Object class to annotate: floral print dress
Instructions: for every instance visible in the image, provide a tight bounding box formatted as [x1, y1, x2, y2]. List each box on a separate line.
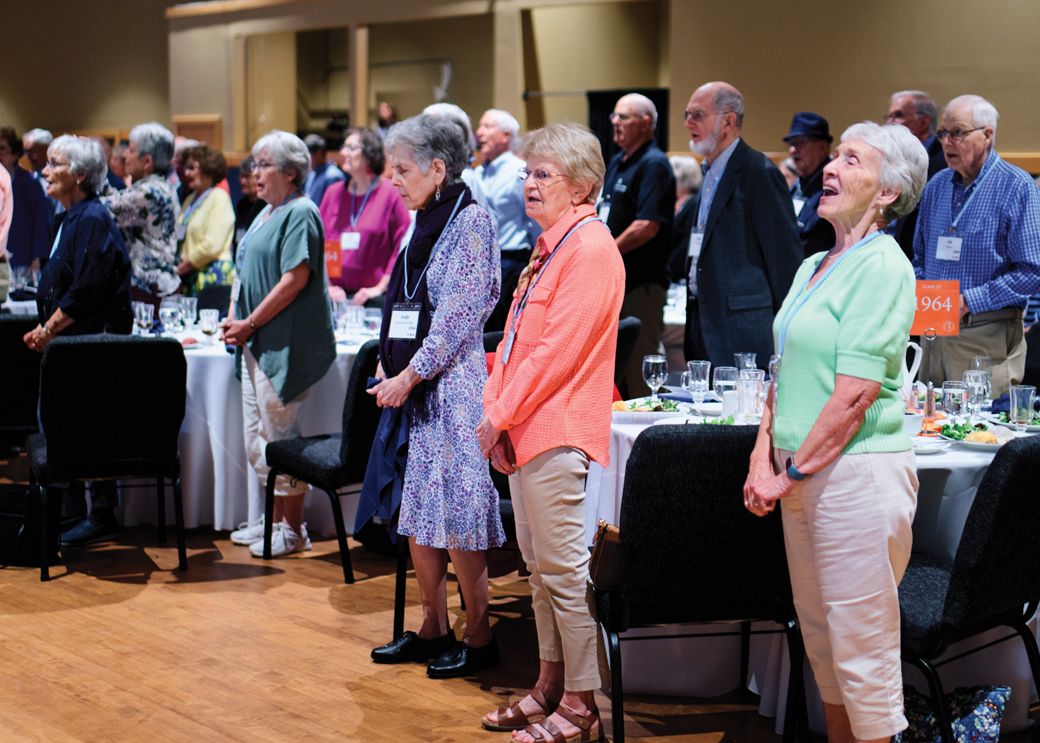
[396, 204, 505, 551]
[101, 174, 180, 297]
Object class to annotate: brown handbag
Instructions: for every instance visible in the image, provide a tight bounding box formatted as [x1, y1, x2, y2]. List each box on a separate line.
[589, 519, 621, 590]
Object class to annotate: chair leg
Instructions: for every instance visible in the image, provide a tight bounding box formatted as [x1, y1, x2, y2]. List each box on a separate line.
[606, 626, 625, 743]
[172, 477, 187, 571]
[156, 476, 167, 545]
[393, 539, 408, 640]
[1010, 619, 1040, 699]
[262, 468, 277, 560]
[326, 489, 355, 584]
[37, 481, 50, 582]
[906, 655, 954, 743]
[739, 620, 752, 701]
[782, 621, 809, 743]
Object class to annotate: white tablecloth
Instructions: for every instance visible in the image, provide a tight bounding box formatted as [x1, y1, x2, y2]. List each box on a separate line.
[1, 297, 38, 316]
[586, 417, 1037, 733]
[119, 335, 367, 536]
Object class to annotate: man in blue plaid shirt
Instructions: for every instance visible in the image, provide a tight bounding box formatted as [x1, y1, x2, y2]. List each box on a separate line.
[913, 94, 1040, 396]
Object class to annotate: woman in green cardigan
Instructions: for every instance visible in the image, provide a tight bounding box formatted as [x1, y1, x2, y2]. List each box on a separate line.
[744, 121, 927, 743]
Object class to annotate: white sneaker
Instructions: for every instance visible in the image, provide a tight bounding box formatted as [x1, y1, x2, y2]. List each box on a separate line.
[230, 516, 265, 546]
[250, 521, 312, 558]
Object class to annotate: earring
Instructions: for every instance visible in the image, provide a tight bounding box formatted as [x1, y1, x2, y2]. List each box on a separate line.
[435, 185, 441, 201]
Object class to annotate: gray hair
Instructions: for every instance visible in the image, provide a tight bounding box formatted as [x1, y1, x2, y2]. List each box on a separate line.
[24, 128, 53, 147]
[891, 90, 938, 132]
[303, 133, 327, 152]
[714, 87, 745, 128]
[49, 134, 108, 195]
[619, 93, 658, 129]
[946, 94, 1000, 131]
[386, 115, 469, 185]
[129, 122, 175, 172]
[841, 121, 927, 222]
[669, 155, 703, 195]
[483, 108, 521, 151]
[520, 123, 605, 205]
[251, 129, 311, 188]
[422, 102, 476, 152]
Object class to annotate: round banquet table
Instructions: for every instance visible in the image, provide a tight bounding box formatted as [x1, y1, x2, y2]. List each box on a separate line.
[585, 415, 1038, 734]
[118, 331, 369, 537]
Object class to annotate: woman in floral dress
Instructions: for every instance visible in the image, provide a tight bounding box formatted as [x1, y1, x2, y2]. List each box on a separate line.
[362, 113, 504, 678]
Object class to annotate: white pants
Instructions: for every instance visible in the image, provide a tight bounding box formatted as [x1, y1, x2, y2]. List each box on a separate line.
[242, 347, 309, 498]
[776, 448, 918, 740]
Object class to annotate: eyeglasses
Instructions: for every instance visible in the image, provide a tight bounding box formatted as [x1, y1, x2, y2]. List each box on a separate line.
[683, 109, 716, 124]
[45, 159, 70, 170]
[517, 167, 566, 184]
[608, 112, 634, 122]
[936, 127, 984, 142]
[253, 160, 276, 170]
[341, 143, 362, 152]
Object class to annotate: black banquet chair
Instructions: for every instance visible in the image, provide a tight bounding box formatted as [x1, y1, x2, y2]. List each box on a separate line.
[261, 338, 381, 584]
[594, 424, 807, 743]
[899, 435, 1040, 743]
[196, 283, 233, 319]
[27, 334, 188, 581]
[613, 315, 641, 395]
[0, 315, 42, 450]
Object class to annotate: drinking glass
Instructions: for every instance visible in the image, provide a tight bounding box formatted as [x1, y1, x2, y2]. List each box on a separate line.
[739, 368, 766, 382]
[738, 378, 765, 424]
[962, 370, 988, 420]
[941, 380, 968, 418]
[713, 366, 739, 400]
[734, 352, 757, 370]
[1009, 385, 1037, 433]
[198, 309, 220, 344]
[331, 298, 347, 332]
[641, 354, 667, 404]
[970, 356, 993, 410]
[159, 296, 185, 334]
[181, 296, 198, 328]
[11, 265, 29, 292]
[681, 360, 711, 407]
[133, 302, 154, 335]
[344, 305, 365, 336]
[363, 308, 382, 335]
[767, 354, 781, 382]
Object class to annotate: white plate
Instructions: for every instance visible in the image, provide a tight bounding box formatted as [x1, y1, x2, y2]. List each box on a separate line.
[911, 437, 948, 455]
[612, 409, 684, 424]
[986, 415, 1040, 433]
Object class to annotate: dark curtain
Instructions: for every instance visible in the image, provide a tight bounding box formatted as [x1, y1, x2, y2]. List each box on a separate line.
[587, 88, 670, 163]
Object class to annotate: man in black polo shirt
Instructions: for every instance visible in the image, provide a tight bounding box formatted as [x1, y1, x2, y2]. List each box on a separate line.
[599, 93, 675, 397]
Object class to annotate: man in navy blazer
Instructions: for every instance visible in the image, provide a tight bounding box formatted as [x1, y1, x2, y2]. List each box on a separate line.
[681, 82, 802, 369]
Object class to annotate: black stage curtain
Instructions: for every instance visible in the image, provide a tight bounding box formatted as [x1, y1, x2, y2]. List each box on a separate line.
[587, 88, 670, 163]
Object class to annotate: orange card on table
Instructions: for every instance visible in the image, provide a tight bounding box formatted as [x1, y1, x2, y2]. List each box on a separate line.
[911, 280, 959, 336]
[324, 240, 342, 279]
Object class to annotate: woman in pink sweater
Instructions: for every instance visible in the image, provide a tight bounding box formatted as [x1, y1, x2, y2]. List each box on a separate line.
[478, 123, 625, 743]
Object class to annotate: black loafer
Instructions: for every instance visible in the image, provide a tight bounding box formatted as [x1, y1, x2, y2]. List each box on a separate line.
[426, 636, 500, 678]
[60, 513, 120, 546]
[371, 630, 456, 664]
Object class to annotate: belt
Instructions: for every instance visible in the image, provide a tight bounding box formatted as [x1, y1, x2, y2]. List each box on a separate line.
[962, 307, 1023, 327]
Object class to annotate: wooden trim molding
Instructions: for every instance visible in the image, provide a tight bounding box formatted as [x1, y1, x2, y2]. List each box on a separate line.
[667, 151, 1040, 176]
[173, 115, 224, 150]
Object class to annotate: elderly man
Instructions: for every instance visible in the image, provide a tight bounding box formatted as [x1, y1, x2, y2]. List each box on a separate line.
[914, 94, 1040, 396]
[475, 108, 540, 331]
[681, 82, 801, 369]
[23, 128, 60, 215]
[599, 93, 675, 397]
[886, 90, 945, 258]
[783, 112, 834, 257]
[303, 134, 345, 205]
[0, 127, 50, 271]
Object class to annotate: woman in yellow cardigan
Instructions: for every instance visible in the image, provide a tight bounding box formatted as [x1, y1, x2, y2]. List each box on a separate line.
[176, 144, 235, 294]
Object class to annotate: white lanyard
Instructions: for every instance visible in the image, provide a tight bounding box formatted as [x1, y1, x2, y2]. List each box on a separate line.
[402, 193, 465, 302]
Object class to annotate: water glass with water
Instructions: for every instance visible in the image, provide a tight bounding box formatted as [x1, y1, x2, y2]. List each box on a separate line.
[941, 380, 968, 418]
[158, 296, 183, 334]
[363, 308, 382, 335]
[641, 354, 667, 404]
[132, 302, 154, 335]
[181, 296, 198, 328]
[344, 305, 365, 335]
[681, 360, 711, 407]
[1009, 385, 1036, 432]
[970, 356, 993, 410]
[713, 366, 738, 400]
[962, 370, 988, 420]
[199, 308, 220, 343]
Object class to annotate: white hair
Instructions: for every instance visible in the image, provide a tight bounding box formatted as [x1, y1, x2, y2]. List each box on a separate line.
[49, 135, 108, 195]
[891, 90, 938, 132]
[669, 155, 702, 194]
[129, 122, 175, 172]
[841, 121, 927, 222]
[619, 93, 658, 129]
[482, 108, 521, 151]
[252, 130, 311, 188]
[385, 115, 469, 185]
[945, 94, 999, 131]
[713, 87, 745, 128]
[24, 128, 53, 147]
[422, 102, 476, 151]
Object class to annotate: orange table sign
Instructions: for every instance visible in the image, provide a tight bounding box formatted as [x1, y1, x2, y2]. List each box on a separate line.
[911, 280, 959, 336]
[324, 240, 342, 279]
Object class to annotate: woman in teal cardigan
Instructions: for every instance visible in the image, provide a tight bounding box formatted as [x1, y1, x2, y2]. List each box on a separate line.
[744, 121, 927, 743]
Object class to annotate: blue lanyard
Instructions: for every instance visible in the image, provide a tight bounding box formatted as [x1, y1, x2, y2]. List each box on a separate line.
[402, 193, 465, 302]
[502, 216, 601, 365]
[775, 231, 884, 357]
[49, 222, 64, 259]
[236, 191, 302, 270]
[180, 188, 212, 226]
[349, 180, 376, 228]
[949, 160, 994, 233]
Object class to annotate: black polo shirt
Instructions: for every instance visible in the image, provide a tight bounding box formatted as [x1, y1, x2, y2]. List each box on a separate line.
[601, 141, 675, 292]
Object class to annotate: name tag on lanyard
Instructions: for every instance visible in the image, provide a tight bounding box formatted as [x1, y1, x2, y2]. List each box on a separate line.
[936, 235, 962, 261]
[341, 231, 361, 251]
[388, 302, 421, 339]
[175, 223, 186, 242]
[791, 197, 805, 217]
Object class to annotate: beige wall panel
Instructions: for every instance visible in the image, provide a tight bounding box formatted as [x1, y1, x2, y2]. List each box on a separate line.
[246, 32, 297, 144]
[169, 25, 234, 147]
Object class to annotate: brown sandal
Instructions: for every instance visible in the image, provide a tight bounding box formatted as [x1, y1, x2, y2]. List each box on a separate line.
[481, 688, 558, 732]
[519, 703, 603, 743]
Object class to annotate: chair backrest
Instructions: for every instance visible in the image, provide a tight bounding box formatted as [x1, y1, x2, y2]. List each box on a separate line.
[0, 315, 42, 447]
[614, 315, 642, 389]
[1023, 323, 1040, 387]
[340, 339, 382, 480]
[197, 284, 233, 318]
[943, 435, 1040, 631]
[619, 424, 794, 626]
[483, 330, 504, 354]
[38, 334, 186, 480]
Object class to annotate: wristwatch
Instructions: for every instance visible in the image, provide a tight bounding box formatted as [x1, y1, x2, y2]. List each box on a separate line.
[785, 457, 808, 481]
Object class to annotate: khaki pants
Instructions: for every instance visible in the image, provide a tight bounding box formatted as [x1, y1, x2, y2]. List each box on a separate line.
[920, 308, 1026, 397]
[620, 283, 666, 398]
[509, 447, 604, 691]
[242, 347, 309, 497]
[776, 448, 918, 740]
[0, 260, 8, 303]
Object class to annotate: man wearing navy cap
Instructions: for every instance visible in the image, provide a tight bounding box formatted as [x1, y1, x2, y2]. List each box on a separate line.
[783, 112, 834, 257]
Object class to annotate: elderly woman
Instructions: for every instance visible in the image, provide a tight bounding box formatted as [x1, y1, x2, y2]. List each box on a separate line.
[223, 130, 336, 557]
[234, 156, 265, 263]
[362, 114, 503, 678]
[744, 122, 928, 743]
[101, 122, 181, 311]
[176, 144, 235, 294]
[25, 135, 132, 545]
[319, 127, 409, 306]
[477, 123, 625, 742]
[669, 154, 702, 215]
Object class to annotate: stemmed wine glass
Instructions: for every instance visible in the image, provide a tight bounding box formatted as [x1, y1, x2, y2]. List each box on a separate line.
[641, 355, 667, 405]
[962, 370, 988, 421]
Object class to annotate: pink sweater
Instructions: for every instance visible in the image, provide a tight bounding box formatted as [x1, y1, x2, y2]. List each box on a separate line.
[483, 204, 626, 467]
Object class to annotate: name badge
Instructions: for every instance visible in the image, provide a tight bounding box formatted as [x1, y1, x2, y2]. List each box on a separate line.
[597, 203, 611, 224]
[230, 277, 241, 303]
[235, 227, 246, 243]
[175, 223, 186, 242]
[936, 235, 963, 261]
[341, 231, 361, 251]
[687, 229, 704, 259]
[791, 197, 805, 217]
[388, 302, 421, 339]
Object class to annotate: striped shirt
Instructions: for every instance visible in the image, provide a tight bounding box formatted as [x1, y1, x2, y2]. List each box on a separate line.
[912, 149, 1040, 313]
